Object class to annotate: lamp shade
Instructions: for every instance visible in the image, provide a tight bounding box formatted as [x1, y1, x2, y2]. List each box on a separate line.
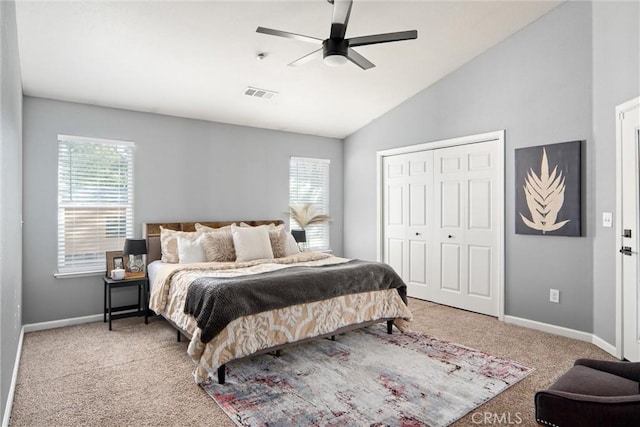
[291, 230, 306, 243]
[123, 239, 147, 256]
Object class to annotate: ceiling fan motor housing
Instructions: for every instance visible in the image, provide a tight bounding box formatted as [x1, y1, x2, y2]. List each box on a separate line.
[323, 38, 349, 58]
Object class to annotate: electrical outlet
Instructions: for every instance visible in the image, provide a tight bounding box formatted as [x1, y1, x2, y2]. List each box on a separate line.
[550, 289, 560, 304]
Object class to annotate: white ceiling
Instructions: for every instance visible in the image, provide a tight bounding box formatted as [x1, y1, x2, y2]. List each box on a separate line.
[15, 0, 562, 139]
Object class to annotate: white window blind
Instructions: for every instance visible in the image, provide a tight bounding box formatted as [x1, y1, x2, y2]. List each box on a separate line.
[57, 135, 134, 274]
[289, 157, 330, 250]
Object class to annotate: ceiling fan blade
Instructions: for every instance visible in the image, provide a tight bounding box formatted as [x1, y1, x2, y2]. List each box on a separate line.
[348, 30, 418, 47]
[346, 48, 375, 70]
[330, 0, 353, 39]
[256, 27, 323, 45]
[288, 48, 323, 67]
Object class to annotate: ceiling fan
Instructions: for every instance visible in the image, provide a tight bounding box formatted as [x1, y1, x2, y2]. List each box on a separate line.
[256, 0, 418, 70]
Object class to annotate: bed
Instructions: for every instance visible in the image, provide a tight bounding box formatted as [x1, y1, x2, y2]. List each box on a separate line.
[144, 220, 413, 385]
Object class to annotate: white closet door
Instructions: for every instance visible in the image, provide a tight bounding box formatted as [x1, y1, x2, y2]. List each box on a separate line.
[433, 141, 500, 316]
[382, 151, 433, 300]
[383, 154, 407, 279]
[381, 136, 502, 317]
[619, 97, 640, 361]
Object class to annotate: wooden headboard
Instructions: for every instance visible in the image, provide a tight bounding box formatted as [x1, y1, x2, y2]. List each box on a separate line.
[143, 220, 285, 263]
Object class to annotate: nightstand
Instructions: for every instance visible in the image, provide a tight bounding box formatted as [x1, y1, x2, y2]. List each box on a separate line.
[103, 276, 149, 330]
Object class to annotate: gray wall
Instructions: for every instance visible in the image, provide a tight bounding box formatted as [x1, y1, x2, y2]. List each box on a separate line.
[591, 1, 640, 344]
[344, 2, 596, 333]
[0, 0, 23, 421]
[22, 97, 343, 324]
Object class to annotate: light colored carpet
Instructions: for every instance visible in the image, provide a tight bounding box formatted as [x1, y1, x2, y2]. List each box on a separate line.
[9, 298, 615, 426]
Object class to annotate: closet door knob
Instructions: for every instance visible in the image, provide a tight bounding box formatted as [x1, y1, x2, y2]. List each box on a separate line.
[448, 235, 453, 238]
[415, 232, 420, 236]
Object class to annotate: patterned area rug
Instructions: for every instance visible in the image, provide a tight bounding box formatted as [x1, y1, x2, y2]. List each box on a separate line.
[203, 325, 533, 426]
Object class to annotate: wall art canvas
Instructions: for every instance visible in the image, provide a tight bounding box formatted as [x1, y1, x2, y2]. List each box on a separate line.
[515, 141, 582, 236]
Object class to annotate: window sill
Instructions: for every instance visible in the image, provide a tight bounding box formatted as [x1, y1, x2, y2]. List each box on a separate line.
[54, 270, 105, 279]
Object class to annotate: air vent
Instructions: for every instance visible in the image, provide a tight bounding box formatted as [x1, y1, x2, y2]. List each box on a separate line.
[243, 86, 277, 100]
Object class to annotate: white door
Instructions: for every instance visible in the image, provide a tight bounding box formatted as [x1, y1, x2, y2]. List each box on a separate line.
[433, 142, 502, 316]
[381, 135, 503, 317]
[382, 151, 433, 300]
[619, 97, 640, 361]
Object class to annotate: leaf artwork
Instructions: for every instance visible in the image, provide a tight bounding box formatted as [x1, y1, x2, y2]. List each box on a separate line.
[520, 148, 570, 234]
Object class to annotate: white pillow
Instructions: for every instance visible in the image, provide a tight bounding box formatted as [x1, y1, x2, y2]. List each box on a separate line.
[285, 232, 300, 256]
[240, 222, 276, 229]
[231, 224, 274, 262]
[177, 235, 207, 263]
[160, 227, 199, 263]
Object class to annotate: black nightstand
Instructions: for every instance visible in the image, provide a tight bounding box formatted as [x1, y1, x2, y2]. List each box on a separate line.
[103, 276, 149, 330]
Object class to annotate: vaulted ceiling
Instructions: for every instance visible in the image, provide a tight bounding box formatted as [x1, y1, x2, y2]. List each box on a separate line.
[15, 1, 562, 138]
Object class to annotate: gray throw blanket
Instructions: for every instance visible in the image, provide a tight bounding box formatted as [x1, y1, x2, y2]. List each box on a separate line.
[184, 260, 407, 343]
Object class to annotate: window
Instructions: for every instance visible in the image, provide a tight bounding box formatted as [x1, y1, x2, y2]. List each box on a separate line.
[105, 215, 127, 238]
[57, 135, 134, 275]
[289, 157, 330, 250]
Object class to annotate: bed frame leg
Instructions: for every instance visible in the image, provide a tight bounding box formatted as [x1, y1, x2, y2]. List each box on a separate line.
[331, 335, 336, 341]
[218, 365, 226, 384]
[177, 330, 181, 342]
[387, 320, 393, 334]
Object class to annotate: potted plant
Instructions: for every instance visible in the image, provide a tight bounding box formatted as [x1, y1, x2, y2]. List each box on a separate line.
[289, 203, 331, 250]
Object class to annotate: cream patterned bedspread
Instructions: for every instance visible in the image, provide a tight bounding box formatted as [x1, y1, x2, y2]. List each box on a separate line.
[149, 252, 413, 383]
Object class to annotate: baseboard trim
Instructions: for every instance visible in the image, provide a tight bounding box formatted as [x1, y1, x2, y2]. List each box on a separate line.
[591, 334, 618, 357]
[23, 313, 103, 333]
[504, 315, 618, 358]
[504, 315, 593, 342]
[2, 327, 24, 427]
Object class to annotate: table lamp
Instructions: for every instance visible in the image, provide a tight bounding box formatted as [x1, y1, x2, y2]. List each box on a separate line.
[123, 238, 147, 278]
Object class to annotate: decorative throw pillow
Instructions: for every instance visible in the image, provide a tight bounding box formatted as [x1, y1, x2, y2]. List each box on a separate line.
[200, 229, 236, 262]
[195, 223, 234, 233]
[231, 224, 274, 262]
[239, 222, 276, 229]
[285, 231, 300, 256]
[160, 227, 199, 263]
[177, 235, 207, 264]
[269, 225, 289, 258]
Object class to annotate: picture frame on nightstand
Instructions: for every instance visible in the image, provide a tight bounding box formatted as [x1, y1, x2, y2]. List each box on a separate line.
[105, 250, 127, 278]
[113, 257, 124, 270]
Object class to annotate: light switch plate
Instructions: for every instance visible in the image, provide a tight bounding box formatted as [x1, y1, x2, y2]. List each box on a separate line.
[603, 212, 613, 228]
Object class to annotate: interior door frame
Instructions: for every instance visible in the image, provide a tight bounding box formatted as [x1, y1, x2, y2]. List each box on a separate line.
[376, 130, 505, 320]
[615, 96, 640, 360]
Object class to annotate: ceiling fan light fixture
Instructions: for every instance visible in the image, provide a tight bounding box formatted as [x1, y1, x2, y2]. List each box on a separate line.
[256, 0, 417, 71]
[322, 38, 348, 66]
[324, 54, 348, 66]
